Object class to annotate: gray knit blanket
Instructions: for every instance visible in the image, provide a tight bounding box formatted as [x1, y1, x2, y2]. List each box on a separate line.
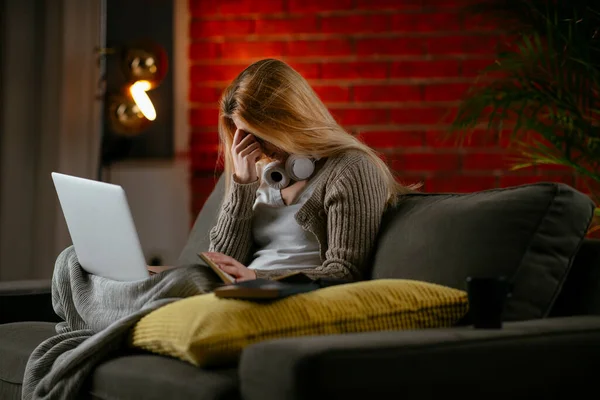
[22, 246, 220, 400]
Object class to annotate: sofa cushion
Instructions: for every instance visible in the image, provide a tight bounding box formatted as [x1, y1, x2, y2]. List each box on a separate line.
[130, 279, 468, 368]
[90, 355, 240, 400]
[372, 183, 595, 321]
[0, 322, 57, 399]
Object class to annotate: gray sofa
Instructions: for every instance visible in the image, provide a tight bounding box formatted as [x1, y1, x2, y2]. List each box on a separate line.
[2, 178, 600, 400]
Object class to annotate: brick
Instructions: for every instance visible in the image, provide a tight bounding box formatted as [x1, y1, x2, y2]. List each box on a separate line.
[391, 152, 461, 172]
[220, 41, 285, 59]
[422, 0, 464, 11]
[191, 174, 220, 194]
[463, 13, 499, 32]
[288, 40, 352, 57]
[390, 60, 460, 78]
[354, 85, 422, 102]
[313, 85, 350, 102]
[254, 16, 318, 35]
[189, 86, 223, 103]
[427, 35, 498, 55]
[190, 20, 254, 39]
[190, 153, 218, 171]
[575, 176, 600, 197]
[391, 12, 461, 32]
[190, 131, 220, 146]
[498, 130, 551, 148]
[535, 163, 574, 173]
[390, 107, 454, 125]
[287, 62, 320, 79]
[190, 143, 220, 154]
[321, 62, 387, 79]
[288, 0, 352, 12]
[189, 108, 220, 127]
[357, 38, 425, 56]
[320, 15, 390, 34]
[461, 58, 494, 76]
[220, 0, 285, 14]
[462, 35, 500, 54]
[355, 0, 421, 10]
[426, 175, 497, 192]
[331, 108, 388, 126]
[358, 130, 424, 148]
[426, 129, 498, 148]
[462, 152, 512, 171]
[189, 0, 219, 16]
[189, 42, 221, 60]
[423, 83, 470, 101]
[190, 64, 245, 82]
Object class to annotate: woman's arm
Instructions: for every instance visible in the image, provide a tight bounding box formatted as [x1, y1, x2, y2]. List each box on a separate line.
[208, 177, 259, 265]
[254, 158, 387, 281]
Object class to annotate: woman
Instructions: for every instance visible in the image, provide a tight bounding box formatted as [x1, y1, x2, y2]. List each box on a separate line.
[203, 58, 413, 283]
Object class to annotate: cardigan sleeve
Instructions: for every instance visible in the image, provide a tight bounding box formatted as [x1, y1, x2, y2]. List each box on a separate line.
[254, 158, 387, 281]
[208, 176, 259, 265]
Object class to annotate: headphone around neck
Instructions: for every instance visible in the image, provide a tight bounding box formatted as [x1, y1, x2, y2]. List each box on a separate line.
[262, 155, 316, 189]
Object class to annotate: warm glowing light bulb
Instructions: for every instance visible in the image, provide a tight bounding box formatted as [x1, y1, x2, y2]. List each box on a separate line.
[129, 80, 156, 121]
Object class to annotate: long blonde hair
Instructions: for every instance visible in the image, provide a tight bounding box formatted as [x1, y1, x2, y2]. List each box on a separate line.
[217, 58, 414, 205]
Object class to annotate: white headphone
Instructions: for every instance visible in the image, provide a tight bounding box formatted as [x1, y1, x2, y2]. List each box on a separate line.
[262, 155, 316, 189]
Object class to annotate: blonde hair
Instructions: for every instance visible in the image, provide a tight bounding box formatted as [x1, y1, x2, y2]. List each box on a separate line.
[217, 58, 415, 205]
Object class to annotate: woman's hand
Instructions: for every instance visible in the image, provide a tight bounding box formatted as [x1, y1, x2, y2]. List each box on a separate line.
[232, 128, 262, 184]
[203, 252, 257, 282]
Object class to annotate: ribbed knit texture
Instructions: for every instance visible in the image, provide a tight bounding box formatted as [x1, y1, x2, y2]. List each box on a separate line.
[130, 280, 469, 368]
[22, 246, 220, 400]
[209, 150, 388, 281]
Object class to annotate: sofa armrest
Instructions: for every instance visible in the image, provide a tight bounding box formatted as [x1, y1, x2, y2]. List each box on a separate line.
[0, 280, 60, 324]
[239, 316, 600, 400]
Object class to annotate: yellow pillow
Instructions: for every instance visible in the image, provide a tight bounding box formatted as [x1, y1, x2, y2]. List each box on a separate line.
[130, 279, 468, 367]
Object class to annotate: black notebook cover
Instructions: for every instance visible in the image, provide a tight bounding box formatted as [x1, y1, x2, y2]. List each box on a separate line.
[213, 279, 320, 301]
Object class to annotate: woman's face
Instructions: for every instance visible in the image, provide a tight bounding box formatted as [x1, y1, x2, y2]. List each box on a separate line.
[232, 116, 287, 161]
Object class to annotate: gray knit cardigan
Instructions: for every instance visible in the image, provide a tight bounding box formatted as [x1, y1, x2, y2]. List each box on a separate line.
[208, 150, 388, 281]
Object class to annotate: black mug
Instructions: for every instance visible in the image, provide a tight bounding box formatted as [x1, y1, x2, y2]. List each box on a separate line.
[466, 276, 511, 329]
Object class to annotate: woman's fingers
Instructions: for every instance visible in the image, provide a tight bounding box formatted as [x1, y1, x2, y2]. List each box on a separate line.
[239, 142, 261, 157]
[249, 146, 262, 159]
[232, 129, 243, 146]
[218, 264, 241, 277]
[204, 252, 228, 261]
[205, 252, 238, 266]
[234, 133, 255, 154]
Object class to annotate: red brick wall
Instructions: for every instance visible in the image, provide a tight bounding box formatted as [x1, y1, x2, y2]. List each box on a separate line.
[187, 0, 576, 216]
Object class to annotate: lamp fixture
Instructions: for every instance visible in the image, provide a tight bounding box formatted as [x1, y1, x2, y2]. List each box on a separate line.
[100, 40, 168, 136]
[129, 80, 156, 121]
[107, 93, 152, 136]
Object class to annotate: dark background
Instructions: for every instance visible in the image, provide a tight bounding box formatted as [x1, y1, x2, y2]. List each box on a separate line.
[102, 0, 174, 166]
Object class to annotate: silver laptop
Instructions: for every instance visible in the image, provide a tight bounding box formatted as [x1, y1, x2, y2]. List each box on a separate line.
[51, 172, 150, 281]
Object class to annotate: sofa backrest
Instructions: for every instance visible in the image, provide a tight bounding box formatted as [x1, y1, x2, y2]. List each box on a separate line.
[371, 183, 594, 322]
[177, 175, 225, 266]
[179, 177, 596, 321]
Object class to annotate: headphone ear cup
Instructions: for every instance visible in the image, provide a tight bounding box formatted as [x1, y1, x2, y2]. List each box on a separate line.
[285, 155, 315, 181]
[262, 161, 290, 189]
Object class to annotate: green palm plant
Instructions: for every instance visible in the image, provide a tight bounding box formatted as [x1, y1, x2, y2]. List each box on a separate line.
[450, 0, 600, 233]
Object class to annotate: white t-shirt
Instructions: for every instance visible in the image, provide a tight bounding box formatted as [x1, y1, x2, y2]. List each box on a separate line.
[247, 168, 324, 271]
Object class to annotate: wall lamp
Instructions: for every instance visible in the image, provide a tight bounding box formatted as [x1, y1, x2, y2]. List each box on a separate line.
[99, 41, 168, 136]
